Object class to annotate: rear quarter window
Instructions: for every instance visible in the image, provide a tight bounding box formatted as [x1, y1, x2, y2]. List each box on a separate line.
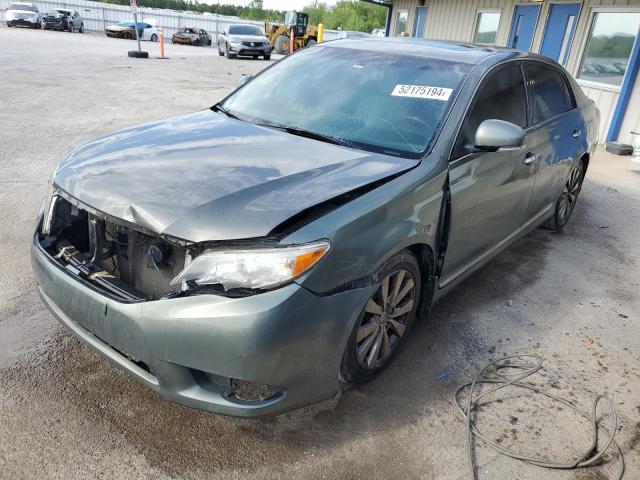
[524, 64, 575, 125]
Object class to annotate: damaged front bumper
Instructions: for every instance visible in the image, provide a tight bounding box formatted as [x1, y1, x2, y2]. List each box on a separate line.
[31, 219, 374, 416]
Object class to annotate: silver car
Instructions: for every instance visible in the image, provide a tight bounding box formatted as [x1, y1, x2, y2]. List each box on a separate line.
[218, 24, 272, 60]
[32, 39, 598, 417]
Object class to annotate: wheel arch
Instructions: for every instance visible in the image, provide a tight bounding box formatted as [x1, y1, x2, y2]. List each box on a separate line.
[404, 243, 437, 319]
[579, 151, 590, 173]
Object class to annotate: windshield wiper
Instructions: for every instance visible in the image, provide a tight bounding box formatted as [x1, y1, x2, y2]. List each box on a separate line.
[263, 124, 348, 147]
[212, 103, 238, 119]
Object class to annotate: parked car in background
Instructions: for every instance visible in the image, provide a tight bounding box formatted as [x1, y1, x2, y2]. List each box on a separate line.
[5, 2, 41, 28]
[32, 39, 598, 417]
[105, 21, 158, 41]
[172, 27, 211, 46]
[217, 24, 271, 60]
[42, 9, 83, 33]
[337, 31, 372, 39]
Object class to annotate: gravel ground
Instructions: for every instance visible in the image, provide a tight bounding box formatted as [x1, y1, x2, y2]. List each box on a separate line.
[1, 27, 639, 480]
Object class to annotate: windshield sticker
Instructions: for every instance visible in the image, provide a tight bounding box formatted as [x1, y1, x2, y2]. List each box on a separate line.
[391, 85, 453, 101]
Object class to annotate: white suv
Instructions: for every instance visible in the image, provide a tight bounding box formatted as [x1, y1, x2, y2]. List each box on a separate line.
[6, 2, 42, 29]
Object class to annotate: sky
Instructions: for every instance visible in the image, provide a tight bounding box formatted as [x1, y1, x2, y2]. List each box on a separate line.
[216, 0, 337, 9]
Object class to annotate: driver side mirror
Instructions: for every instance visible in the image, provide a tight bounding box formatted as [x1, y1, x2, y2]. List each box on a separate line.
[237, 74, 252, 88]
[474, 119, 525, 152]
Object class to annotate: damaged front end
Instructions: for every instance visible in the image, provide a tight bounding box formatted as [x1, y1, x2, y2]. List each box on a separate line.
[38, 192, 190, 302]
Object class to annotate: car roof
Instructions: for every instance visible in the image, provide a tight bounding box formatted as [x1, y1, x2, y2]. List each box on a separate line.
[322, 38, 546, 66]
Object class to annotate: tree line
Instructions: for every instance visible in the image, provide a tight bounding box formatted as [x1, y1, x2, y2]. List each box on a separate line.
[96, 0, 387, 32]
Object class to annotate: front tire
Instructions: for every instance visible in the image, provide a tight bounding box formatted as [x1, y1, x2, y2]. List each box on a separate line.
[543, 159, 585, 232]
[225, 44, 236, 59]
[79, 23, 84, 33]
[263, 54, 271, 60]
[340, 251, 422, 384]
[68, 23, 74, 33]
[274, 34, 289, 55]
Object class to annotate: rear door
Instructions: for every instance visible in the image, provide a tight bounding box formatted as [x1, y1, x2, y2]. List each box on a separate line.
[522, 62, 585, 217]
[440, 63, 537, 286]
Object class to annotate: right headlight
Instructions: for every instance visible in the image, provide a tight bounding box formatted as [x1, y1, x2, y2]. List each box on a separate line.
[171, 240, 330, 291]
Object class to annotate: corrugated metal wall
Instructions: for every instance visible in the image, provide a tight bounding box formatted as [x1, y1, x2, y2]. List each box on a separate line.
[390, 0, 640, 144]
[0, 0, 342, 43]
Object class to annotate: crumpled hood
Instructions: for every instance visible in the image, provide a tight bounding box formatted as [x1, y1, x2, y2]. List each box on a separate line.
[106, 25, 133, 32]
[54, 110, 417, 243]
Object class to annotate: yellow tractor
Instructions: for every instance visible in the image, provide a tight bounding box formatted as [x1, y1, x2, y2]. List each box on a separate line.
[265, 11, 318, 55]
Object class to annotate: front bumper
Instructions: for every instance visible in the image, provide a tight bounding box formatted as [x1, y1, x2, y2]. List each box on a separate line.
[31, 231, 373, 417]
[7, 18, 39, 27]
[229, 44, 272, 56]
[43, 20, 67, 30]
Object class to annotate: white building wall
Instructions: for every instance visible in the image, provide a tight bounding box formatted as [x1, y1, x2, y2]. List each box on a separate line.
[390, 0, 640, 144]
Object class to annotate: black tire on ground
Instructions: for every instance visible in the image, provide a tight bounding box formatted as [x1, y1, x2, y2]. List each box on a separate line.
[68, 23, 74, 33]
[151, 33, 158, 42]
[123, 32, 132, 40]
[79, 23, 84, 33]
[274, 34, 289, 55]
[305, 38, 317, 47]
[207, 39, 212, 46]
[263, 54, 271, 60]
[543, 159, 585, 232]
[340, 250, 422, 384]
[218, 47, 224, 56]
[252, 55, 259, 59]
[7, 24, 12, 27]
[127, 50, 149, 58]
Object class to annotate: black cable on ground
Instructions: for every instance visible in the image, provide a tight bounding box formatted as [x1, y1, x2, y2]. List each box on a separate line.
[454, 355, 624, 479]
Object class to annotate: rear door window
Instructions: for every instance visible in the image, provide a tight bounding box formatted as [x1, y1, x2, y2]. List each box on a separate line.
[524, 63, 575, 125]
[452, 63, 527, 159]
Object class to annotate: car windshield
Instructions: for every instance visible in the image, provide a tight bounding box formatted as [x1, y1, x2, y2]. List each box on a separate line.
[9, 3, 35, 11]
[220, 46, 470, 158]
[229, 25, 263, 36]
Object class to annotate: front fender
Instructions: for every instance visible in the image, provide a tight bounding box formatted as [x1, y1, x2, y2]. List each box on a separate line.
[285, 164, 447, 295]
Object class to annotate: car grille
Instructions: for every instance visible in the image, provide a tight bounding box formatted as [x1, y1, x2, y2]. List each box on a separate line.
[100, 220, 187, 299]
[241, 41, 265, 47]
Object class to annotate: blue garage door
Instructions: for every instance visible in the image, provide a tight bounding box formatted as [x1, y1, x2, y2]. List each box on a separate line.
[508, 4, 541, 51]
[540, 3, 581, 65]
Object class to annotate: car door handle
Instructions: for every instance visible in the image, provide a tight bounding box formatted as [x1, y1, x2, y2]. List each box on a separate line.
[572, 129, 582, 139]
[523, 154, 537, 165]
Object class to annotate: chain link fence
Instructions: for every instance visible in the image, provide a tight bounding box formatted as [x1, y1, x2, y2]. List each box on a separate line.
[0, 0, 341, 43]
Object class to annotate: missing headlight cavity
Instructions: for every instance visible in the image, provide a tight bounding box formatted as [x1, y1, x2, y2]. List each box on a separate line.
[39, 196, 188, 301]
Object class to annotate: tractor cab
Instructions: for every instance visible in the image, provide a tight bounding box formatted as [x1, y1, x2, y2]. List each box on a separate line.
[284, 11, 309, 38]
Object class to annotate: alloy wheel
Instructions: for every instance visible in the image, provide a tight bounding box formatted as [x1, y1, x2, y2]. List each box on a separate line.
[356, 269, 416, 370]
[558, 161, 584, 226]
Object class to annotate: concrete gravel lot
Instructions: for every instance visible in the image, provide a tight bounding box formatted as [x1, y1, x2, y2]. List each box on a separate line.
[1, 27, 639, 480]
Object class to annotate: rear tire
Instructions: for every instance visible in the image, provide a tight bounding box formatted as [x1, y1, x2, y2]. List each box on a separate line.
[305, 38, 317, 48]
[543, 159, 585, 232]
[340, 250, 422, 384]
[123, 32, 132, 40]
[79, 23, 84, 33]
[263, 54, 271, 60]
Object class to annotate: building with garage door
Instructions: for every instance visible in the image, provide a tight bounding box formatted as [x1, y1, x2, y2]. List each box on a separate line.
[377, 0, 640, 146]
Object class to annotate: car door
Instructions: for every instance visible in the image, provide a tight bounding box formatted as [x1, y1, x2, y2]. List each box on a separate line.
[439, 63, 537, 286]
[522, 62, 586, 217]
